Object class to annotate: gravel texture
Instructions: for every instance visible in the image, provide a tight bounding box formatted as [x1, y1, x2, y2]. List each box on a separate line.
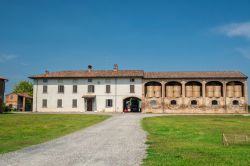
[0, 113, 150, 166]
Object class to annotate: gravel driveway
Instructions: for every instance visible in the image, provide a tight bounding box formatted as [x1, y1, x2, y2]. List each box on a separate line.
[0, 113, 151, 166]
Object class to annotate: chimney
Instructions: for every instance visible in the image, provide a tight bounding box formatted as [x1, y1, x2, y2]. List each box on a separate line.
[88, 65, 93, 72]
[113, 64, 118, 71]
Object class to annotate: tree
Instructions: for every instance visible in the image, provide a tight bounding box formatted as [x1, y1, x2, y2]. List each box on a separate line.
[13, 80, 33, 96]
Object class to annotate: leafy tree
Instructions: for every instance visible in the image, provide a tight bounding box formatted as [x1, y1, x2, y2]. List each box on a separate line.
[13, 80, 33, 96]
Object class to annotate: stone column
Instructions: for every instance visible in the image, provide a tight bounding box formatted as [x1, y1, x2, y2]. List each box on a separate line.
[244, 80, 248, 112]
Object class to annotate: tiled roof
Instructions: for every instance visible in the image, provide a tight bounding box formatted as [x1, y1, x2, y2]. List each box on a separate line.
[0, 76, 7, 80]
[6, 92, 32, 98]
[144, 71, 247, 79]
[30, 70, 247, 79]
[30, 70, 145, 78]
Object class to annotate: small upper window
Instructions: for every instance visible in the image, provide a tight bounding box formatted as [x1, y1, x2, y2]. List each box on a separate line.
[212, 100, 218, 106]
[170, 100, 177, 105]
[130, 78, 135, 82]
[43, 79, 48, 83]
[88, 78, 92, 82]
[191, 100, 197, 106]
[232, 100, 239, 106]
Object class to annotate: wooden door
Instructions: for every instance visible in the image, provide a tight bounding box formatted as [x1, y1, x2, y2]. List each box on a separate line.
[87, 99, 93, 111]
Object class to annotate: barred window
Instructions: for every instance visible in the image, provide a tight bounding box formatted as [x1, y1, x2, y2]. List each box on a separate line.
[212, 100, 218, 106]
[106, 99, 113, 107]
[57, 99, 62, 108]
[72, 99, 77, 108]
[42, 99, 47, 108]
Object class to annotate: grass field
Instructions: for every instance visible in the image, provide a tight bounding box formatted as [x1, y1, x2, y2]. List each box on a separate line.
[142, 116, 250, 166]
[0, 114, 110, 154]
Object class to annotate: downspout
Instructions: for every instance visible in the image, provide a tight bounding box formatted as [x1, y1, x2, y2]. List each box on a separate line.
[115, 77, 117, 112]
[35, 79, 38, 112]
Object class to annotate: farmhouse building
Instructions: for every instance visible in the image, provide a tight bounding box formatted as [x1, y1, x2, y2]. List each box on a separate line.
[5, 93, 33, 111]
[30, 65, 248, 114]
[0, 76, 7, 113]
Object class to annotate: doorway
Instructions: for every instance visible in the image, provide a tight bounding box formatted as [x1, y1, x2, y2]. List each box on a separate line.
[86, 98, 93, 111]
[123, 97, 141, 113]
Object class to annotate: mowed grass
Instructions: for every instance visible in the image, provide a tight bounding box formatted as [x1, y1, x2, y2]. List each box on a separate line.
[142, 116, 250, 166]
[0, 114, 110, 154]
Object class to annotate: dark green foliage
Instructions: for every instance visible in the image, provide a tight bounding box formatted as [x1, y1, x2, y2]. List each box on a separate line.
[13, 80, 33, 96]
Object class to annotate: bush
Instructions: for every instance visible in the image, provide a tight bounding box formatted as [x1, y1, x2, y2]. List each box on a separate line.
[2, 104, 12, 112]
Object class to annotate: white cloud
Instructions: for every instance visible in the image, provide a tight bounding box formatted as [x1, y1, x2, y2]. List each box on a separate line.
[235, 47, 250, 59]
[216, 22, 250, 39]
[0, 54, 17, 63]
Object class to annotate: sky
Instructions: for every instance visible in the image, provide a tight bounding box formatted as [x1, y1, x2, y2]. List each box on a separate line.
[0, 0, 250, 100]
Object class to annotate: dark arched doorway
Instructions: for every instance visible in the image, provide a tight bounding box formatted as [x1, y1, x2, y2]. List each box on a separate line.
[123, 97, 141, 113]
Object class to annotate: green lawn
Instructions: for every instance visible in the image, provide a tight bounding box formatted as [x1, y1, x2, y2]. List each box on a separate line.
[142, 116, 250, 166]
[0, 114, 110, 154]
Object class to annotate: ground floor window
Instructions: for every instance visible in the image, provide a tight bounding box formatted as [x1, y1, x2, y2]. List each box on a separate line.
[57, 99, 62, 108]
[42, 99, 47, 108]
[72, 99, 77, 108]
[170, 100, 177, 105]
[106, 99, 113, 107]
[232, 100, 239, 106]
[212, 100, 218, 106]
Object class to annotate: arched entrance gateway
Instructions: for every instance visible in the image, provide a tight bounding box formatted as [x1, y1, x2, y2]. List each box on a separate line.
[123, 97, 141, 113]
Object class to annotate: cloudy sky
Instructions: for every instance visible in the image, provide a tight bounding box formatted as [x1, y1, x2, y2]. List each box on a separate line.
[0, 0, 250, 98]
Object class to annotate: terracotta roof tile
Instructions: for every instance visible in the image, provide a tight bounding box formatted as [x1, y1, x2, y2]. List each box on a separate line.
[144, 71, 247, 79]
[0, 76, 7, 80]
[30, 70, 145, 78]
[29, 70, 247, 79]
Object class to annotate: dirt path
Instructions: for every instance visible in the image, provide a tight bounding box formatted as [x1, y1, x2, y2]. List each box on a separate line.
[0, 114, 151, 166]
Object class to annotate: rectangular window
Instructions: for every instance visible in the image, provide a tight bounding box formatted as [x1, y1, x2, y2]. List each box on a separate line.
[106, 99, 113, 107]
[130, 78, 135, 82]
[73, 85, 77, 93]
[106, 85, 111, 93]
[58, 85, 64, 93]
[130, 85, 135, 93]
[57, 99, 62, 108]
[43, 79, 48, 83]
[88, 85, 95, 93]
[43, 85, 48, 93]
[72, 99, 77, 108]
[88, 78, 92, 82]
[42, 99, 47, 108]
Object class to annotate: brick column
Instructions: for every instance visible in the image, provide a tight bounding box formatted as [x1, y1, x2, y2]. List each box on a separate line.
[244, 80, 248, 112]
[161, 81, 165, 113]
[22, 97, 26, 112]
[202, 80, 206, 110]
[181, 81, 186, 107]
[223, 81, 227, 113]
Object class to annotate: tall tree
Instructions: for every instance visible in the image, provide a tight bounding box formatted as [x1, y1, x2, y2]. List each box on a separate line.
[13, 80, 33, 96]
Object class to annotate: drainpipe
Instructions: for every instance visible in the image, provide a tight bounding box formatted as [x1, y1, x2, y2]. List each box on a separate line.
[115, 77, 117, 112]
[35, 79, 38, 112]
